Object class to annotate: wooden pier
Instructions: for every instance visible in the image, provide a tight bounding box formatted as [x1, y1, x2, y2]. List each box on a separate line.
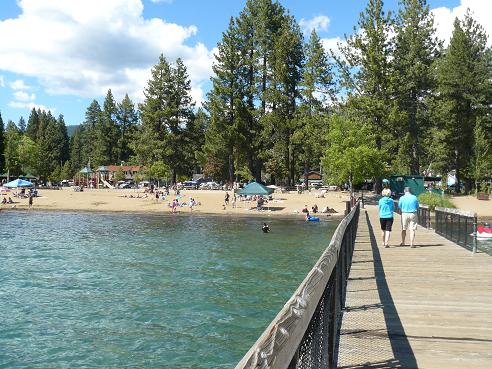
[337, 206, 492, 368]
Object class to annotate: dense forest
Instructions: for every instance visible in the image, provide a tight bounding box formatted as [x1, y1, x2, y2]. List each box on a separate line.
[0, 0, 491, 192]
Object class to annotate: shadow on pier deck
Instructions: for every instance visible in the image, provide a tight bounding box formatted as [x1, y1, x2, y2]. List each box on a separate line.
[337, 207, 492, 369]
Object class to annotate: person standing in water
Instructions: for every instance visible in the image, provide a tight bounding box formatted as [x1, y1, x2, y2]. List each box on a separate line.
[262, 223, 270, 233]
[378, 188, 394, 248]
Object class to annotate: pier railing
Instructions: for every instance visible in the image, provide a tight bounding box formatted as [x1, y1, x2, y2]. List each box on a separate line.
[235, 200, 360, 369]
[417, 205, 431, 229]
[435, 207, 477, 253]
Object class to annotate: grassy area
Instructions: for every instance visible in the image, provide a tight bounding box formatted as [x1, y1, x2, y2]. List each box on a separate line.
[418, 192, 456, 211]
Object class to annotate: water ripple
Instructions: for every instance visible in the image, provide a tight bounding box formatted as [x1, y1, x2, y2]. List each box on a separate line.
[0, 211, 335, 368]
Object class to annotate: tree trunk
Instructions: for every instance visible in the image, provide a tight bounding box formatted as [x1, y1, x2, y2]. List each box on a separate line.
[228, 152, 234, 185]
[172, 169, 177, 185]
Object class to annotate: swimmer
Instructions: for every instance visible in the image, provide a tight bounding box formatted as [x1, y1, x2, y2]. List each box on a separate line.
[262, 223, 270, 233]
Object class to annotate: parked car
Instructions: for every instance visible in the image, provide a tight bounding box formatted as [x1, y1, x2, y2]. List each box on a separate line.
[118, 182, 132, 189]
[199, 181, 221, 190]
[183, 180, 198, 189]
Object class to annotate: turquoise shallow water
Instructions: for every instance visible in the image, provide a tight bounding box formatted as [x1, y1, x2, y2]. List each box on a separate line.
[0, 211, 336, 368]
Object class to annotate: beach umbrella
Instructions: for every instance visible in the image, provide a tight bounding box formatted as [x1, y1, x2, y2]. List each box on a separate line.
[4, 178, 33, 188]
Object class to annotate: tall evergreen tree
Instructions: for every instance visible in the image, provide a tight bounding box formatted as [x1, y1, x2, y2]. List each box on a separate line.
[116, 94, 138, 163]
[337, 0, 393, 191]
[135, 55, 196, 182]
[4, 120, 21, 176]
[97, 89, 119, 164]
[134, 54, 173, 167]
[205, 18, 247, 183]
[429, 11, 492, 192]
[266, 15, 304, 185]
[25, 108, 40, 141]
[168, 58, 195, 182]
[18, 116, 26, 133]
[391, 0, 439, 174]
[294, 29, 335, 184]
[0, 112, 4, 173]
[82, 100, 102, 167]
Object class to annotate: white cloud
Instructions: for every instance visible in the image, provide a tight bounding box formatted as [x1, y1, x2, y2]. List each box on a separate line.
[431, 0, 492, 46]
[10, 79, 30, 90]
[0, 75, 4, 87]
[13, 90, 36, 101]
[300, 15, 330, 35]
[8, 101, 55, 113]
[0, 0, 214, 105]
[321, 37, 346, 58]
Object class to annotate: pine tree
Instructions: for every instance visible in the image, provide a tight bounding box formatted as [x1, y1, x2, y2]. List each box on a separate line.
[0, 111, 4, 172]
[25, 108, 40, 141]
[205, 18, 247, 184]
[267, 16, 304, 185]
[18, 116, 26, 133]
[70, 127, 85, 175]
[4, 121, 21, 176]
[337, 0, 393, 191]
[116, 94, 138, 163]
[430, 11, 492, 192]
[135, 54, 173, 167]
[294, 29, 335, 185]
[82, 100, 102, 167]
[135, 55, 196, 182]
[391, 0, 439, 174]
[168, 58, 195, 182]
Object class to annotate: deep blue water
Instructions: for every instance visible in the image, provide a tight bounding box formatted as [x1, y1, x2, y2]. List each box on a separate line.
[0, 211, 336, 368]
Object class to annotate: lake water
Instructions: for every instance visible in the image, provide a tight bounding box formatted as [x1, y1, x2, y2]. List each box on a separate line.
[0, 211, 337, 368]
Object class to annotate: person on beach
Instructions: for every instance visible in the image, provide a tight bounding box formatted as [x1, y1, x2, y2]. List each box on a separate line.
[378, 188, 394, 248]
[232, 194, 237, 208]
[224, 192, 230, 205]
[262, 223, 270, 233]
[28, 194, 33, 209]
[398, 187, 419, 248]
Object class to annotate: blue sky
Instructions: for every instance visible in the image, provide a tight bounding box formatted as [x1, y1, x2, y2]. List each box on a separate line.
[1, 0, 485, 127]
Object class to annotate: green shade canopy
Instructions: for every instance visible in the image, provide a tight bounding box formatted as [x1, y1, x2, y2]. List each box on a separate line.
[79, 167, 92, 174]
[238, 182, 274, 196]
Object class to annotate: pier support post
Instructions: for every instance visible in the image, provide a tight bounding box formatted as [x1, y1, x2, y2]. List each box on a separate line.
[472, 217, 477, 254]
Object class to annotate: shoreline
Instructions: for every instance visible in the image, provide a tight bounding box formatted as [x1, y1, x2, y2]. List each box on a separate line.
[0, 206, 344, 221]
[0, 188, 349, 220]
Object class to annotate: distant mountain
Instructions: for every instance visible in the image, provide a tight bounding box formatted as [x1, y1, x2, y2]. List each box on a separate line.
[66, 125, 80, 137]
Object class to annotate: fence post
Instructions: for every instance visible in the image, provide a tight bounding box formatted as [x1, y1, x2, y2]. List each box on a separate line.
[472, 217, 478, 254]
[345, 201, 351, 216]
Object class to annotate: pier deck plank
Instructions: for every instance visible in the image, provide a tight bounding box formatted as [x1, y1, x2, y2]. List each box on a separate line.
[337, 206, 492, 369]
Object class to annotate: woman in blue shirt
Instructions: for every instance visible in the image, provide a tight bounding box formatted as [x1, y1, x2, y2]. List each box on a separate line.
[378, 188, 394, 248]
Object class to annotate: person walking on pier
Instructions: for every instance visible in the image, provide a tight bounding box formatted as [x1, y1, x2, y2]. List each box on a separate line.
[398, 187, 419, 248]
[378, 188, 394, 248]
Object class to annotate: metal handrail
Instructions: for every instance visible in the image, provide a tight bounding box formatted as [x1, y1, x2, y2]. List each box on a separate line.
[434, 207, 478, 253]
[417, 205, 431, 229]
[235, 200, 360, 369]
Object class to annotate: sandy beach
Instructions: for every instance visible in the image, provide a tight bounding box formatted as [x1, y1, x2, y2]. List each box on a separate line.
[2, 188, 491, 219]
[0, 187, 351, 218]
[448, 195, 492, 219]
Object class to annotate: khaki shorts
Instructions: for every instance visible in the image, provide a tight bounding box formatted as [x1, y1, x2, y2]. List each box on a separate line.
[401, 212, 418, 231]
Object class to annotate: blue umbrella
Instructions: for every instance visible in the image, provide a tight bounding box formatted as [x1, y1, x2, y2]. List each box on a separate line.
[3, 178, 33, 188]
